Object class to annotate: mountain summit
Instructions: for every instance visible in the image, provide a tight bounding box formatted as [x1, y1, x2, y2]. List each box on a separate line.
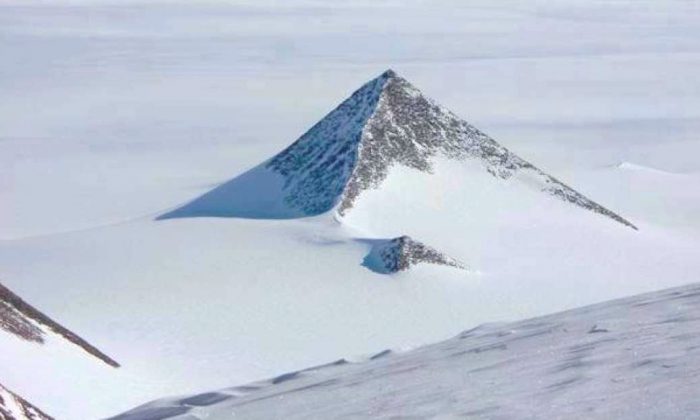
[160, 70, 635, 229]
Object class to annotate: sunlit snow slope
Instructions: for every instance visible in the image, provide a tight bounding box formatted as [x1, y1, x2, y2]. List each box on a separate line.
[0, 382, 52, 420]
[114, 282, 700, 420]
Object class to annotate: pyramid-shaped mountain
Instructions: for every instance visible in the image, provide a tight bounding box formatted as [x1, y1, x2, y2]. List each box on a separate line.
[0, 281, 119, 368]
[160, 70, 635, 230]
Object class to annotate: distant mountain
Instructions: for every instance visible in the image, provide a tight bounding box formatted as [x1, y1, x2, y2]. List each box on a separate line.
[160, 70, 635, 230]
[112, 282, 700, 419]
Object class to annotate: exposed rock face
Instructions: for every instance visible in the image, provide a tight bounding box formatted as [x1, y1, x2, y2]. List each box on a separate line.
[0, 383, 52, 420]
[267, 70, 636, 229]
[110, 283, 700, 420]
[366, 236, 465, 273]
[266, 73, 385, 215]
[0, 282, 119, 368]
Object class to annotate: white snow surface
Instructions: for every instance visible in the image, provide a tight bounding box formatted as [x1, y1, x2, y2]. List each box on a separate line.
[112, 282, 700, 419]
[1, 1, 699, 419]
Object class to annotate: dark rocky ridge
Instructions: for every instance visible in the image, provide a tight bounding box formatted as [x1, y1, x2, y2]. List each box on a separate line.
[266, 72, 386, 215]
[0, 382, 53, 420]
[368, 236, 465, 273]
[0, 281, 119, 368]
[267, 70, 636, 229]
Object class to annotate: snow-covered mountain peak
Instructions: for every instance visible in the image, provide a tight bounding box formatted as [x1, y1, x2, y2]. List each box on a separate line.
[0, 282, 119, 368]
[0, 383, 52, 420]
[161, 70, 635, 229]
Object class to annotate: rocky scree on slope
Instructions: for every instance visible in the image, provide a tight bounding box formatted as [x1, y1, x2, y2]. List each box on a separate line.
[110, 282, 700, 419]
[267, 70, 636, 229]
[0, 281, 119, 368]
[365, 236, 466, 273]
[0, 383, 52, 420]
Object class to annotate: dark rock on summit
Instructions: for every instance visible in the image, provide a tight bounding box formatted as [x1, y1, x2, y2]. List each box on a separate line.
[163, 69, 636, 230]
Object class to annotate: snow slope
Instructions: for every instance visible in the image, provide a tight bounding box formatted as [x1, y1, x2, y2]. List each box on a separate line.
[161, 70, 635, 229]
[2, 71, 697, 418]
[113, 282, 700, 420]
[0, 281, 119, 419]
[0, 382, 52, 420]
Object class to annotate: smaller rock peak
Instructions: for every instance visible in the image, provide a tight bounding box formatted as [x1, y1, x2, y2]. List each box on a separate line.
[364, 236, 466, 274]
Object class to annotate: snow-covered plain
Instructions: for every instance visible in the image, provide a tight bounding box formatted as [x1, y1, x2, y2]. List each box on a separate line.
[113, 282, 700, 420]
[1, 1, 699, 418]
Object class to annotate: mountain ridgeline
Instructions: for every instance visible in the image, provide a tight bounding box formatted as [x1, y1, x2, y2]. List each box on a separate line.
[161, 70, 636, 230]
[268, 69, 636, 227]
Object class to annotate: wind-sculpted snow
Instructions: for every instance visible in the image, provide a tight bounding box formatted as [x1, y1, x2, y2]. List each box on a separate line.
[111, 282, 700, 419]
[0, 383, 52, 420]
[363, 236, 465, 274]
[162, 70, 635, 228]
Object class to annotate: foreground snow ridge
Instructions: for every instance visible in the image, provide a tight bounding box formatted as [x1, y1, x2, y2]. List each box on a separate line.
[364, 236, 466, 274]
[112, 282, 700, 419]
[159, 70, 636, 229]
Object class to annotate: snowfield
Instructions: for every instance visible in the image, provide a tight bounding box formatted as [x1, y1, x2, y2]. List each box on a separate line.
[1, 1, 699, 419]
[112, 282, 700, 419]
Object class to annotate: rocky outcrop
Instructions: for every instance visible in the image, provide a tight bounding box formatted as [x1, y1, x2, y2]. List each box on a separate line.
[365, 236, 465, 274]
[0, 282, 119, 368]
[0, 383, 52, 420]
[163, 70, 635, 229]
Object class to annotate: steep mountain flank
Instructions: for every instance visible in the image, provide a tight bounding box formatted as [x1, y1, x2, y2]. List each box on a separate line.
[162, 70, 635, 229]
[0, 282, 119, 368]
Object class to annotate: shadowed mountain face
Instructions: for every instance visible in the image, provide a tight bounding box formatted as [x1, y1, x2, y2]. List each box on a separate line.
[111, 282, 700, 419]
[157, 72, 387, 221]
[159, 70, 635, 229]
